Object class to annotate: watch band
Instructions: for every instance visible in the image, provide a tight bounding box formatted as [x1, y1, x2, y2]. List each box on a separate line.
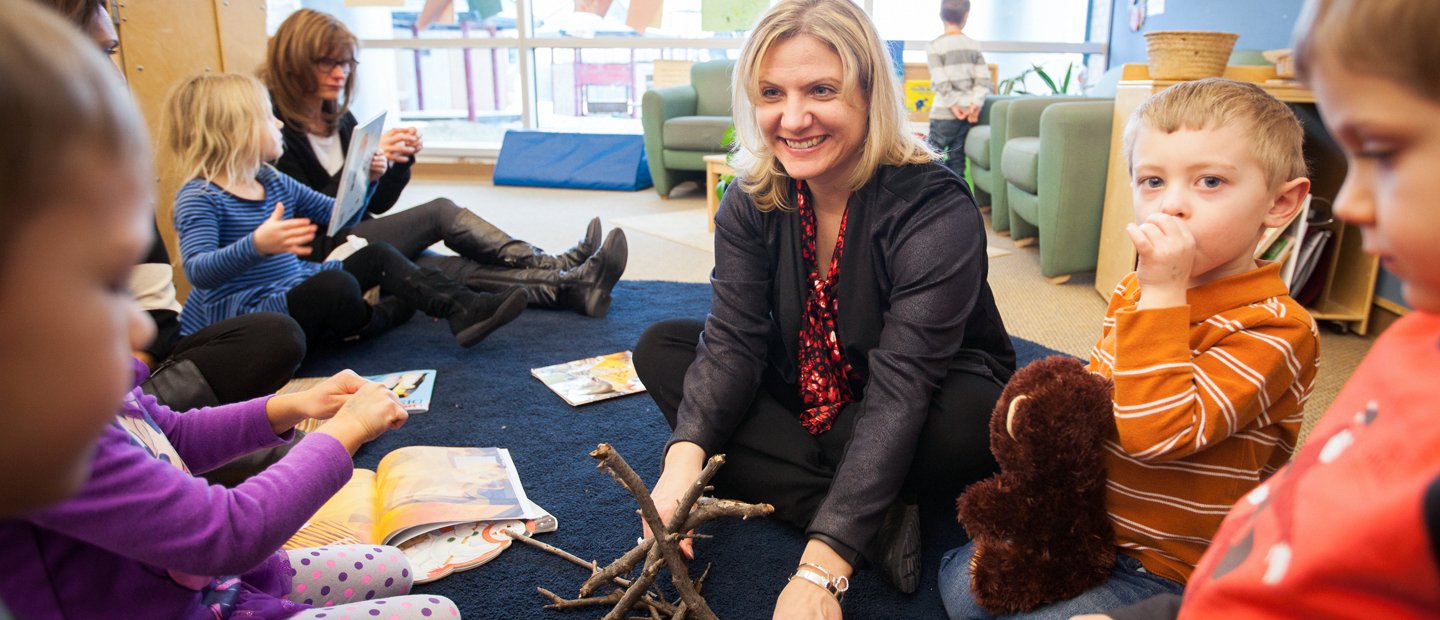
[790, 564, 849, 601]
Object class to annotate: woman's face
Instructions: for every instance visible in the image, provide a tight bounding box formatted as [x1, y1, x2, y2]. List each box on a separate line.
[312, 50, 354, 103]
[755, 34, 868, 196]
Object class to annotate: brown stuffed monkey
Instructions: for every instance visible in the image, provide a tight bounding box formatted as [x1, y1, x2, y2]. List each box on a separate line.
[956, 355, 1118, 614]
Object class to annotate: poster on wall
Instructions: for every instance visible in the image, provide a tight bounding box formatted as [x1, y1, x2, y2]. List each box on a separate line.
[700, 0, 767, 32]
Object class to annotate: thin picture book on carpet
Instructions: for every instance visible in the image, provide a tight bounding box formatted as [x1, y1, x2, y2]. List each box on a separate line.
[532, 350, 647, 406]
[284, 446, 556, 584]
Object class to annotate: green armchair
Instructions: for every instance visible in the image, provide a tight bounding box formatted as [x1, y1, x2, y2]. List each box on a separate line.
[641, 59, 736, 197]
[1000, 97, 1114, 282]
[964, 95, 1033, 234]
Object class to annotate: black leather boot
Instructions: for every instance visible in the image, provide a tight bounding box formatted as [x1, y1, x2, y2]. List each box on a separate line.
[444, 210, 600, 272]
[426, 228, 628, 317]
[400, 268, 527, 347]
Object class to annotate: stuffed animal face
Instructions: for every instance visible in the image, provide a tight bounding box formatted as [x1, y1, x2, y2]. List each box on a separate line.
[989, 356, 1115, 476]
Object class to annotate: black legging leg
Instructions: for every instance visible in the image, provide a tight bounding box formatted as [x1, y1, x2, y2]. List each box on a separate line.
[345, 199, 457, 258]
[286, 269, 369, 342]
[166, 312, 307, 404]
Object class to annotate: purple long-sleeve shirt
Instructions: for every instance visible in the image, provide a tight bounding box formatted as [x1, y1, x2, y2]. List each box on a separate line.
[0, 361, 353, 619]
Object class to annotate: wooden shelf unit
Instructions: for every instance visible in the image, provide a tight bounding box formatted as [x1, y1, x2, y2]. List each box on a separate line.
[1092, 64, 1379, 334]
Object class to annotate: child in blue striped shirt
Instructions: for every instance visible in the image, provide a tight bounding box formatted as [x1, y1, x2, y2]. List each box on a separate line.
[163, 73, 525, 348]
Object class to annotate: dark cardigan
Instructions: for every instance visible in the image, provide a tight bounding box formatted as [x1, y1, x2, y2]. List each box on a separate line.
[672, 161, 1015, 557]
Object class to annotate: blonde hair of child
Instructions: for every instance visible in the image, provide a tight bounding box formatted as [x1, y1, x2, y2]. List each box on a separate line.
[162, 73, 274, 186]
[0, 0, 149, 255]
[730, 0, 934, 212]
[1122, 78, 1306, 190]
[260, 8, 359, 136]
[1293, 0, 1440, 105]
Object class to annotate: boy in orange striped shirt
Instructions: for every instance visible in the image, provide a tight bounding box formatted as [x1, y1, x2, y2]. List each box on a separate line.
[940, 78, 1318, 618]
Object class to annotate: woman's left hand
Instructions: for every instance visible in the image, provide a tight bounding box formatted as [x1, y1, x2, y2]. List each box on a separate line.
[773, 579, 842, 620]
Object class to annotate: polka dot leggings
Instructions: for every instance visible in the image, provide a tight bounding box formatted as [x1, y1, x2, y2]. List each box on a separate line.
[283, 545, 460, 619]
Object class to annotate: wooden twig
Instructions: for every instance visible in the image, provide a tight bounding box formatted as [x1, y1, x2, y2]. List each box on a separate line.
[582, 537, 653, 596]
[592, 444, 718, 620]
[539, 587, 622, 610]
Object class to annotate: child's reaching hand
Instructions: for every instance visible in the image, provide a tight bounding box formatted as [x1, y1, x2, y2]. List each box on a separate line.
[314, 381, 408, 453]
[1127, 212, 1195, 309]
[253, 203, 316, 256]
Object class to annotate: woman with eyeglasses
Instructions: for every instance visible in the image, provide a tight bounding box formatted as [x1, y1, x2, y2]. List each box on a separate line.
[261, 9, 628, 319]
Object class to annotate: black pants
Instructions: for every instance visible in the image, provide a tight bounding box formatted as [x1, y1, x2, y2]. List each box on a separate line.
[285, 242, 419, 342]
[344, 199, 459, 258]
[634, 319, 1002, 533]
[165, 312, 306, 405]
[928, 117, 974, 180]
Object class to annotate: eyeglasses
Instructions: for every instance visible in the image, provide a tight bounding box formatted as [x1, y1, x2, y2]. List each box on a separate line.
[316, 57, 358, 74]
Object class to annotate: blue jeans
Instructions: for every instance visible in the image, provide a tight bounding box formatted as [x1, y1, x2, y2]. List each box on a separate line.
[928, 117, 973, 179]
[938, 542, 1184, 619]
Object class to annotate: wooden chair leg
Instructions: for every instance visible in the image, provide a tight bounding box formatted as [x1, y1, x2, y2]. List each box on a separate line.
[1013, 237, 1036, 248]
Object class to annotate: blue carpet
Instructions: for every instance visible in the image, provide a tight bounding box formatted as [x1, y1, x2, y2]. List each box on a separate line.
[297, 280, 1063, 619]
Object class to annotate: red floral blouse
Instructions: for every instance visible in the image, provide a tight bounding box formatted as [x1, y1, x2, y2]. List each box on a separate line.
[795, 180, 858, 435]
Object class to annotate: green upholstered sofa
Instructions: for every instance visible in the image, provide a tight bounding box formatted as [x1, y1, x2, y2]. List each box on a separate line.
[1000, 97, 1115, 282]
[641, 59, 735, 197]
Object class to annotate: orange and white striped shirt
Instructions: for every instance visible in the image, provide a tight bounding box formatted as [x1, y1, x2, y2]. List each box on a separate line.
[1087, 262, 1319, 584]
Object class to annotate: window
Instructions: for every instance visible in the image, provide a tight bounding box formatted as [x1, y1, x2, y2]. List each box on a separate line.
[267, 0, 1108, 153]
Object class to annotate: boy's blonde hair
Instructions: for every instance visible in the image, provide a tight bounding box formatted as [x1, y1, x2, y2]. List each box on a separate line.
[0, 0, 149, 257]
[730, 0, 934, 212]
[162, 73, 274, 185]
[260, 8, 359, 135]
[1294, 0, 1440, 104]
[1123, 78, 1306, 189]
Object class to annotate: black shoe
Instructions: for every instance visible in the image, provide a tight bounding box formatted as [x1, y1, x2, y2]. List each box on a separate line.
[559, 228, 627, 317]
[449, 286, 527, 348]
[870, 501, 922, 594]
[554, 217, 603, 271]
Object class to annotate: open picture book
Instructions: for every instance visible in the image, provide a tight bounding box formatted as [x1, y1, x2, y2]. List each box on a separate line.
[531, 350, 647, 406]
[280, 369, 436, 433]
[284, 446, 555, 584]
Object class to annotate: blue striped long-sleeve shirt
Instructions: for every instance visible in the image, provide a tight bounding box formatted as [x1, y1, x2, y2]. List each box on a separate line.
[174, 166, 362, 335]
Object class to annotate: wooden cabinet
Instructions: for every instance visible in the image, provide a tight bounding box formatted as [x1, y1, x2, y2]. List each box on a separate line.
[1093, 64, 1380, 334]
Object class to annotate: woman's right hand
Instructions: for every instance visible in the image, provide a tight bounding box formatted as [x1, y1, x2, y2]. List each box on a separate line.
[253, 203, 316, 256]
[645, 441, 706, 559]
[313, 381, 408, 454]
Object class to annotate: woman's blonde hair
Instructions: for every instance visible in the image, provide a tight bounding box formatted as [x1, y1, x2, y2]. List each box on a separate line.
[1293, 0, 1440, 104]
[0, 0, 149, 257]
[162, 73, 274, 185]
[259, 8, 358, 135]
[730, 0, 935, 212]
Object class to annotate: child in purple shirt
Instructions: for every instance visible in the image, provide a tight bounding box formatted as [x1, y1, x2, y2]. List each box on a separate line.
[0, 3, 457, 618]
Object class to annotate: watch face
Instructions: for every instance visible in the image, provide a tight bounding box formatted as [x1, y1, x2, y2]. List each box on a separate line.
[1130, 0, 1147, 31]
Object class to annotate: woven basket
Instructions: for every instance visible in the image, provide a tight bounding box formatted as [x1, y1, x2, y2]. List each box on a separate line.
[1145, 30, 1239, 80]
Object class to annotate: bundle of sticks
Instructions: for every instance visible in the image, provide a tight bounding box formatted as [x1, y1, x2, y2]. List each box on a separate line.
[508, 443, 773, 619]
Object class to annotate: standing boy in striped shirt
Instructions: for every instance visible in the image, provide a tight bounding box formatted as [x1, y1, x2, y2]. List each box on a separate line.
[940, 78, 1319, 618]
[926, 0, 990, 179]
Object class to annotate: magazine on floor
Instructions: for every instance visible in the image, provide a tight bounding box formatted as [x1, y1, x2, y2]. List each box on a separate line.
[531, 350, 647, 406]
[283, 446, 555, 584]
[280, 369, 436, 433]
